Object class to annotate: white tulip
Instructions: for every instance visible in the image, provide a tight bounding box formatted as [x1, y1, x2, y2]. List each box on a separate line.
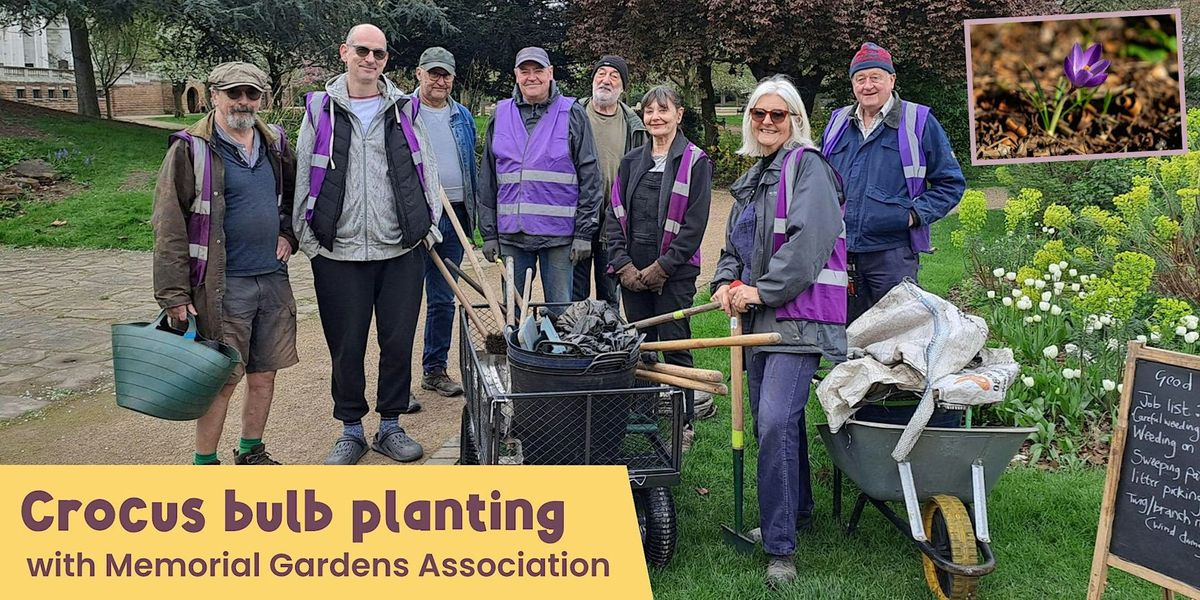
[1107, 338, 1119, 350]
[1025, 316, 1034, 324]
[1151, 332, 1161, 342]
[993, 267, 1006, 277]
[1118, 383, 1124, 394]
[1041, 291, 1052, 302]
[1185, 331, 1199, 344]
[1024, 278, 1036, 287]
[1034, 279, 1046, 289]
[1136, 335, 1148, 343]
[1043, 274, 1053, 281]
[1100, 315, 1113, 326]
[1006, 271, 1017, 281]
[1043, 345, 1059, 359]
[1080, 275, 1089, 284]
[1062, 368, 1076, 380]
[1101, 379, 1117, 392]
[1069, 268, 1078, 277]
[1176, 326, 1188, 336]
[1184, 315, 1198, 329]
[1033, 314, 1043, 323]
[1048, 263, 1061, 274]
[1002, 297, 1013, 307]
[987, 290, 996, 299]
[1054, 282, 1065, 291]
[1078, 292, 1087, 299]
[1071, 283, 1081, 292]
[1012, 289, 1024, 298]
[1018, 298, 1033, 310]
[1048, 227, 1057, 235]
[1051, 305, 1063, 316]
[1065, 343, 1079, 354]
[1058, 261, 1069, 270]
[1022, 376, 1036, 387]
[1039, 301, 1051, 311]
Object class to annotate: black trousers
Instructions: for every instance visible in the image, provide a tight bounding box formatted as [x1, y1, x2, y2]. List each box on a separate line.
[847, 246, 920, 324]
[622, 277, 697, 424]
[311, 249, 425, 422]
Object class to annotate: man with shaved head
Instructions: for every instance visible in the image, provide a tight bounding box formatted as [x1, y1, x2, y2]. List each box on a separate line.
[293, 23, 444, 465]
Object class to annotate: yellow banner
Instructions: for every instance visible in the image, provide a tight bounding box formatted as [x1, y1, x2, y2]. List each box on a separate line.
[0, 466, 651, 598]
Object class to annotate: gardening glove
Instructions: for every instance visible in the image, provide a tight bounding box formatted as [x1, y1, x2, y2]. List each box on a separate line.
[617, 264, 646, 292]
[638, 261, 669, 293]
[424, 225, 443, 248]
[482, 239, 500, 263]
[569, 239, 592, 264]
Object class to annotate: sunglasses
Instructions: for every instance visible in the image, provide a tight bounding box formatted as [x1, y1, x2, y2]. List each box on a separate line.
[749, 108, 794, 123]
[350, 44, 388, 61]
[223, 87, 262, 101]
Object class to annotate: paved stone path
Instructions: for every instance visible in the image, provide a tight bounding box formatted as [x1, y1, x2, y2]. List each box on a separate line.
[0, 246, 317, 419]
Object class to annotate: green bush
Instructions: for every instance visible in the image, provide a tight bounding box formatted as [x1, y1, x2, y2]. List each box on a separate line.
[995, 159, 1147, 211]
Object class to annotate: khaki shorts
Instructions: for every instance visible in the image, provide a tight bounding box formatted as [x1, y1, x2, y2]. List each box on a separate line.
[221, 269, 299, 381]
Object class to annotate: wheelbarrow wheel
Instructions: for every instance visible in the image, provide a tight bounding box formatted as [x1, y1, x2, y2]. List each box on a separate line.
[633, 487, 676, 567]
[921, 495, 979, 600]
[459, 404, 480, 465]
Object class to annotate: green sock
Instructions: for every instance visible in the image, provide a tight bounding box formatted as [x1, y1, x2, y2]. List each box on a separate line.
[238, 437, 262, 455]
[193, 452, 219, 465]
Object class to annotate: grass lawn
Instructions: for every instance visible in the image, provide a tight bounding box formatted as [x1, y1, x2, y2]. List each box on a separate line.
[152, 114, 205, 127]
[650, 214, 1158, 598]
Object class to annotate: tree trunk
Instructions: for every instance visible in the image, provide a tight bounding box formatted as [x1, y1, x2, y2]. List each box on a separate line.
[696, 60, 719, 149]
[67, 11, 101, 118]
[171, 81, 185, 118]
[104, 87, 113, 119]
[747, 62, 824, 117]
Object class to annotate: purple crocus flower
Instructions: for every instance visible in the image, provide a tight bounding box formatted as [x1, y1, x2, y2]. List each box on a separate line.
[1064, 42, 1110, 89]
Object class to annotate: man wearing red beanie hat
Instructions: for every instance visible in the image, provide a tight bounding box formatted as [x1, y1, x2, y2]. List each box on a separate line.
[821, 41, 965, 326]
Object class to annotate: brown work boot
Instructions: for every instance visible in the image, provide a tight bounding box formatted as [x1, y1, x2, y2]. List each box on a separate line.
[422, 368, 464, 397]
[234, 443, 281, 465]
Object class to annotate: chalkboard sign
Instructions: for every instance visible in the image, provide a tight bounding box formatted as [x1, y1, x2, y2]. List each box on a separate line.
[1089, 343, 1200, 600]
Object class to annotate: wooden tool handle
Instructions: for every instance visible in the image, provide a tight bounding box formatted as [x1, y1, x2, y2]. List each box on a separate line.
[638, 362, 725, 383]
[640, 332, 781, 352]
[635, 369, 729, 396]
[730, 316, 744, 450]
[627, 301, 722, 330]
[428, 244, 491, 336]
[522, 268, 533, 317]
[439, 188, 505, 325]
[505, 257, 515, 328]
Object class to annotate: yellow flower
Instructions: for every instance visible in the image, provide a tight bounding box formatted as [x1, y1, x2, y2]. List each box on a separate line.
[1042, 204, 1072, 231]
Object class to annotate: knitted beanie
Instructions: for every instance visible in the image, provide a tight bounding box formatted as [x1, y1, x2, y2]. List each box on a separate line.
[849, 42, 895, 76]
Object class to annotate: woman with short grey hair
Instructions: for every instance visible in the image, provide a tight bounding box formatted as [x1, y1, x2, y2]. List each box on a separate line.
[711, 75, 847, 587]
[606, 85, 711, 450]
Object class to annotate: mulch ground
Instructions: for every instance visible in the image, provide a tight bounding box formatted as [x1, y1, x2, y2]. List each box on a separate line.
[970, 15, 1182, 160]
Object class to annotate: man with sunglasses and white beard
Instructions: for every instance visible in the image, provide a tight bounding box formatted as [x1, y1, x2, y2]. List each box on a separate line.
[820, 42, 964, 327]
[153, 62, 299, 465]
[292, 24, 444, 465]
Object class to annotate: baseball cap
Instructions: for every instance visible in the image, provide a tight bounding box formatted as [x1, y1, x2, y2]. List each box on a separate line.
[514, 47, 551, 68]
[418, 47, 456, 76]
[207, 61, 269, 91]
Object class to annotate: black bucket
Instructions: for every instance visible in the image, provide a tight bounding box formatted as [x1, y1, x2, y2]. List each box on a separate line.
[506, 331, 638, 464]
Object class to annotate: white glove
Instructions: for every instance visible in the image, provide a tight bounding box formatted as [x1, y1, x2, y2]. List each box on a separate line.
[425, 225, 443, 247]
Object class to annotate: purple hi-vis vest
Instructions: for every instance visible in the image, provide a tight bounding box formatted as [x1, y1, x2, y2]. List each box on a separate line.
[168, 123, 287, 288]
[773, 148, 847, 325]
[492, 95, 579, 237]
[300, 91, 428, 222]
[821, 100, 932, 253]
[610, 143, 705, 267]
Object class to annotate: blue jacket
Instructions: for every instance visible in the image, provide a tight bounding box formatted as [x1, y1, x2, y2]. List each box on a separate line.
[823, 95, 965, 253]
[444, 98, 479, 231]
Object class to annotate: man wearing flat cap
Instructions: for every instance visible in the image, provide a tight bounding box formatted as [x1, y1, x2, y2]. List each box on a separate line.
[477, 46, 603, 310]
[573, 54, 647, 310]
[414, 46, 477, 399]
[152, 61, 299, 465]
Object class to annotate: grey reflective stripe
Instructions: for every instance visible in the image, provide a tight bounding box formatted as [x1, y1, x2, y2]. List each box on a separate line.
[496, 203, 576, 217]
[496, 172, 521, 185]
[902, 102, 924, 180]
[773, 217, 787, 234]
[312, 154, 330, 169]
[815, 268, 848, 287]
[664, 219, 682, 234]
[672, 180, 689, 196]
[497, 169, 578, 186]
[411, 150, 423, 165]
[188, 243, 208, 261]
[825, 108, 850, 149]
[612, 204, 626, 219]
[189, 136, 208, 213]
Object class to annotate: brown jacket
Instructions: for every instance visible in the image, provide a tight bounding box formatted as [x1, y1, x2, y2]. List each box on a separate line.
[151, 112, 298, 340]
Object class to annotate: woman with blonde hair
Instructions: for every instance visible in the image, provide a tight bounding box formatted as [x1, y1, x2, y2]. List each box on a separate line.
[711, 75, 847, 587]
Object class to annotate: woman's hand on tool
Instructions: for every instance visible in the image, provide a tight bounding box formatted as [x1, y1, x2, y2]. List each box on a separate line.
[730, 284, 761, 314]
[713, 284, 733, 316]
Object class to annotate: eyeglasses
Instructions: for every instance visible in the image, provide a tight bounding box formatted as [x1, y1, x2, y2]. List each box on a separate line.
[425, 71, 453, 82]
[853, 73, 889, 85]
[748, 108, 794, 123]
[223, 87, 262, 101]
[350, 44, 388, 61]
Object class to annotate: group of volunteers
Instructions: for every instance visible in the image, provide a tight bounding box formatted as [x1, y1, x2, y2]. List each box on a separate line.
[152, 21, 965, 584]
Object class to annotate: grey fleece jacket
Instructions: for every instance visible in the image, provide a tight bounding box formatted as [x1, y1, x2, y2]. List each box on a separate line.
[292, 74, 442, 261]
[477, 81, 603, 250]
[712, 147, 848, 362]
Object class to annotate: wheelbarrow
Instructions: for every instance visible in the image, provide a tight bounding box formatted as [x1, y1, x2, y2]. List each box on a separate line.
[817, 419, 1035, 600]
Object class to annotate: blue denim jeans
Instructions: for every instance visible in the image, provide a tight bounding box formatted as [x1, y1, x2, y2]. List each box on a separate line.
[422, 203, 469, 373]
[502, 243, 574, 314]
[748, 351, 821, 557]
[848, 246, 919, 324]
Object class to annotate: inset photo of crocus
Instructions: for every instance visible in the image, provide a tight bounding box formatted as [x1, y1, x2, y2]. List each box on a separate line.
[967, 9, 1185, 164]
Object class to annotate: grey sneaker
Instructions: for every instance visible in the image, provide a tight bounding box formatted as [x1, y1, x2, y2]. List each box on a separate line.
[372, 429, 424, 463]
[766, 555, 796, 588]
[422, 368, 464, 397]
[694, 392, 717, 420]
[324, 435, 368, 465]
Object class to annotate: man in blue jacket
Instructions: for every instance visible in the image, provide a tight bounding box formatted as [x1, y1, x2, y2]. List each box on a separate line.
[822, 42, 965, 322]
[415, 47, 478, 398]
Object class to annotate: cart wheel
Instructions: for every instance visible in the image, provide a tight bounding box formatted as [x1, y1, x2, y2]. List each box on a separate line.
[921, 495, 979, 600]
[459, 404, 480, 465]
[633, 487, 676, 567]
